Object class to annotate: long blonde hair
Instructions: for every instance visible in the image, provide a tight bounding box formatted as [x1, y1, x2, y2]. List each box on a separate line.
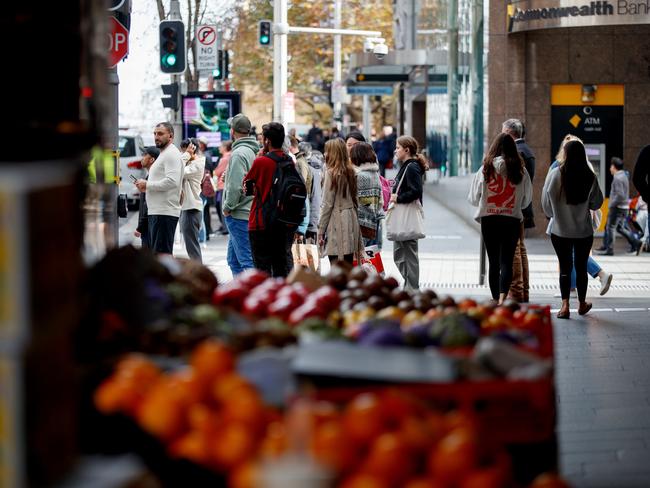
[555, 134, 583, 164]
[324, 138, 357, 199]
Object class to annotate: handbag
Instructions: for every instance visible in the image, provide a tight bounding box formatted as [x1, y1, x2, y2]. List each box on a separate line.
[201, 171, 216, 198]
[591, 209, 602, 232]
[353, 245, 384, 274]
[385, 165, 425, 241]
[292, 241, 320, 272]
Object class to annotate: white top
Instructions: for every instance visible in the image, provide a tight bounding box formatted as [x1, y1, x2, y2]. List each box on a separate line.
[182, 155, 206, 211]
[146, 144, 185, 217]
[467, 157, 533, 222]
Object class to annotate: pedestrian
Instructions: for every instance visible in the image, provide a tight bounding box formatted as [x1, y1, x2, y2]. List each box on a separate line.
[596, 157, 630, 255]
[304, 143, 323, 242]
[632, 145, 650, 252]
[502, 119, 535, 302]
[345, 131, 366, 154]
[133, 146, 160, 249]
[548, 134, 613, 296]
[198, 136, 217, 238]
[468, 133, 532, 304]
[306, 120, 325, 152]
[390, 135, 429, 290]
[350, 142, 384, 247]
[245, 122, 306, 276]
[222, 114, 257, 276]
[542, 140, 604, 318]
[179, 138, 205, 262]
[213, 140, 232, 235]
[135, 122, 184, 256]
[318, 138, 364, 265]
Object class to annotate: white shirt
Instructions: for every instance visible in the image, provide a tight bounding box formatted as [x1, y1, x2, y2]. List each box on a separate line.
[182, 155, 206, 211]
[146, 143, 185, 217]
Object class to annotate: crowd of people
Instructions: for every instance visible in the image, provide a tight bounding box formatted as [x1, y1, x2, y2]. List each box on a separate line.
[132, 115, 650, 319]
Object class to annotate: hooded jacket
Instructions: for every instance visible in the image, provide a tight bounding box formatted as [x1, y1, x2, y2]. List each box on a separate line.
[222, 136, 258, 220]
[468, 156, 532, 222]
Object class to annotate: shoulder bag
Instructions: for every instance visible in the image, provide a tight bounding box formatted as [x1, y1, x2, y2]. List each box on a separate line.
[385, 164, 425, 241]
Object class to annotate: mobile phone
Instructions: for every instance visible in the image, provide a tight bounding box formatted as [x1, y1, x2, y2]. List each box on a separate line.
[130, 174, 138, 183]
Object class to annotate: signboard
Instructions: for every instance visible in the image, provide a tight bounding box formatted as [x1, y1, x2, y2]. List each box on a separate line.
[108, 16, 129, 67]
[182, 91, 242, 146]
[347, 85, 394, 96]
[195, 25, 218, 71]
[283, 92, 296, 124]
[507, 0, 650, 33]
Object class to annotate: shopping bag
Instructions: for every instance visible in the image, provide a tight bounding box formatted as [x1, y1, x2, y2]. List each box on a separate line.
[385, 167, 425, 241]
[353, 245, 385, 275]
[292, 242, 320, 272]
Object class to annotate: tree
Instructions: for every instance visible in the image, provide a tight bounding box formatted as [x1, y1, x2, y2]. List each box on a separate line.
[226, 0, 395, 127]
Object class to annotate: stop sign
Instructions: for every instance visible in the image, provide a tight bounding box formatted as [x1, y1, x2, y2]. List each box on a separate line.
[108, 16, 129, 68]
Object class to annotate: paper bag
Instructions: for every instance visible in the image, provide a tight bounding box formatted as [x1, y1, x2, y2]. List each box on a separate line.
[292, 242, 320, 272]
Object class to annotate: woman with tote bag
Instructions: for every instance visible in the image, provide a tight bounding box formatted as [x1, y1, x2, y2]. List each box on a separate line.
[386, 136, 428, 290]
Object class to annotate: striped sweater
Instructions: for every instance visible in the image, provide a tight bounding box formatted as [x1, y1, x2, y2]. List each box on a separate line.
[355, 162, 385, 231]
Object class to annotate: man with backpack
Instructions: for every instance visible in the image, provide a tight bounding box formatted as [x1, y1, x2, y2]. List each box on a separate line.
[244, 122, 307, 277]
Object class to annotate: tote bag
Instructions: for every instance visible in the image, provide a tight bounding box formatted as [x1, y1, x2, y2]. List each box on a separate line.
[385, 164, 425, 241]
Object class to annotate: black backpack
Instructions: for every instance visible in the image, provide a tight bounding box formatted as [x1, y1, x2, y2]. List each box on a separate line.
[261, 152, 307, 227]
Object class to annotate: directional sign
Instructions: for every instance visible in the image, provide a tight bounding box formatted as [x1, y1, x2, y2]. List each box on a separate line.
[195, 25, 218, 71]
[108, 17, 129, 68]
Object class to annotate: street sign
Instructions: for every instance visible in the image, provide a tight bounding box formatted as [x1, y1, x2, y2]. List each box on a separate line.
[347, 85, 394, 96]
[196, 25, 218, 71]
[108, 17, 129, 68]
[283, 92, 295, 124]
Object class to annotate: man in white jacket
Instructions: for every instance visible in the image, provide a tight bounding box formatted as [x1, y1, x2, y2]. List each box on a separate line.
[180, 138, 205, 262]
[135, 122, 184, 255]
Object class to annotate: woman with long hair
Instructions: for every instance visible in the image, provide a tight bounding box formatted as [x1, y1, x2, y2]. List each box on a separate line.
[468, 133, 532, 304]
[389, 135, 428, 290]
[318, 138, 364, 264]
[542, 140, 604, 318]
[350, 142, 384, 247]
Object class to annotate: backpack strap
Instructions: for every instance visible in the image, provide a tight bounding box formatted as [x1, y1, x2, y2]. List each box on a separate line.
[265, 151, 290, 164]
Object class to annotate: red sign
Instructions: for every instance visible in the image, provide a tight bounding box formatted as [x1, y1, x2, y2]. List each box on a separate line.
[108, 17, 129, 68]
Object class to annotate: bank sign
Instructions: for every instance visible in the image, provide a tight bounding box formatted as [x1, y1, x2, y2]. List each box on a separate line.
[507, 0, 650, 33]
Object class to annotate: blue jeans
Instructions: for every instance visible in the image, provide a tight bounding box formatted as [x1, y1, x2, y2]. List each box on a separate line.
[602, 207, 627, 251]
[570, 253, 601, 289]
[199, 195, 207, 243]
[225, 216, 254, 275]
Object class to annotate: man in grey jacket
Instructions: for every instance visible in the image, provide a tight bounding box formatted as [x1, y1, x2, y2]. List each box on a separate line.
[222, 114, 257, 275]
[597, 157, 629, 256]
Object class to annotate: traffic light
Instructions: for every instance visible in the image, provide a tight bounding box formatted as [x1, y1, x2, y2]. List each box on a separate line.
[213, 50, 229, 80]
[258, 20, 272, 47]
[160, 83, 179, 110]
[159, 20, 186, 73]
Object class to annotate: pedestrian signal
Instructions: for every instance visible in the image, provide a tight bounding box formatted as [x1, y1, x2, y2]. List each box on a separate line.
[258, 20, 272, 47]
[159, 20, 186, 74]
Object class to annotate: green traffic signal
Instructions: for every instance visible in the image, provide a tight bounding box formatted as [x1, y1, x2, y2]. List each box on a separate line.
[260, 35, 269, 44]
[159, 20, 186, 73]
[163, 54, 177, 67]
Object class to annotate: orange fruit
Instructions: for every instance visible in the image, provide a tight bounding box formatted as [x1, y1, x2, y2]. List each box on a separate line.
[259, 421, 288, 459]
[310, 420, 358, 473]
[404, 478, 446, 488]
[210, 421, 257, 469]
[169, 429, 210, 465]
[229, 461, 259, 488]
[399, 416, 435, 453]
[311, 401, 340, 426]
[115, 354, 161, 384]
[221, 387, 266, 432]
[165, 368, 206, 406]
[187, 403, 220, 433]
[529, 473, 571, 488]
[428, 429, 479, 485]
[361, 432, 415, 485]
[94, 379, 127, 414]
[190, 339, 235, 381]
[342, 393, 386, 446]
[380, 389, 420, 426]
[136, 385, 186, 441]
[443, 411, 477, 435]
[211, 372, 252, 405]
[339, 473, 389, 488]
[459, 467, 507, 488]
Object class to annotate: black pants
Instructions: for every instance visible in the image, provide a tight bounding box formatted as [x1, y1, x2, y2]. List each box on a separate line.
[249, 225, 296, 277]
[148, 215, 179, 254]
[481, 216, 521, 300]
[214, 191, 224, 230]
[551, 233, 593, 302]
[204, 196, 215, 236]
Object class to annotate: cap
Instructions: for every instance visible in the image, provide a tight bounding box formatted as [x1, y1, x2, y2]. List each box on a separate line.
[228, 113, 252, 134]
[198, 136, 208, 145]
[143, 146, 161, 159]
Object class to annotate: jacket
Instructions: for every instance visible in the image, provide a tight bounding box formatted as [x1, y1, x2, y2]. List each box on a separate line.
[318, 170, 364, 260]
[222, 136, 257, 220]
[516, 138, 536, 223]
[244, 149, 287, 231]
[633, 145, 650, 204]
[542, 167, 604, 238]
[393, 159, 423, 203]
[214, 151, 230, 191]
[468, 157, 533, 222]
[307, 152, 323, 233]
[355, 162, 384, 232]
[182, 155, 205, 211]
[146, 144, 185, 217]
[609, 170, 630, 209]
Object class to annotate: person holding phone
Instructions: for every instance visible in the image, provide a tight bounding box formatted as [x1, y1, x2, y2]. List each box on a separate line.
[133, 146, 160, 249]
[179, 138, 205, 262]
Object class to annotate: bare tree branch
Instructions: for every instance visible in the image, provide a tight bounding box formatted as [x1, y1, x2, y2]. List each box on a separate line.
[155, 0, 166, 21]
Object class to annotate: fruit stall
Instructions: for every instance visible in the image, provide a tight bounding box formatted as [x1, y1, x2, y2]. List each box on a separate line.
[79, 246, 567, 488]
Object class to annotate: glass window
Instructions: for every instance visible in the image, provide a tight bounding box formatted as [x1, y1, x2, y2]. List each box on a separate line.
[119, 136, 135, 157]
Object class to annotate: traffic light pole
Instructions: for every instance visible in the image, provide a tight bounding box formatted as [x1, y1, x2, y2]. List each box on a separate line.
[169, 0, 182, 143]
[107, 56, 120, 249]
[333, 0, 342, 126]
[273, 0, 288, 124]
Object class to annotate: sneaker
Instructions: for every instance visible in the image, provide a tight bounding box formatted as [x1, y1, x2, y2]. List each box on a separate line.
[595, 249, 614, 256]
[594, 246, 607, 252]
[599, 272, 613, 296]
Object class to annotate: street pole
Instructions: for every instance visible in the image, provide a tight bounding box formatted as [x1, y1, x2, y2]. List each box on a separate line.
[362, 94, 371, 141]
[107, 65, 119, 249]
[333, 0, 342, 129]
[273, 0, 288, 124]
[471, 0, 484, 173]
[447, 0, 459, 177]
